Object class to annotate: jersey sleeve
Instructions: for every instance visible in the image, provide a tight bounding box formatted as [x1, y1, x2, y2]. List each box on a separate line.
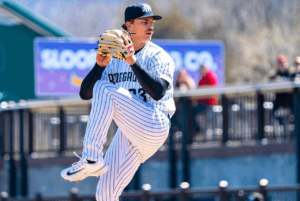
[100, 67, 108, 81]
[149, 52, 175, 87]
[100, 61, 113, 81]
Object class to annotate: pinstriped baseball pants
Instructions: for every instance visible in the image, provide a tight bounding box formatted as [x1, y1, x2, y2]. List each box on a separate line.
[81, 80, 170, 201]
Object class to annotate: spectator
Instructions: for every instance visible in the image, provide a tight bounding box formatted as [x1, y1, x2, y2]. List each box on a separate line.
[266, 55, 294, 137]
[173, 69, 196, 144]
[266, 55, 293, 112]
[290, 56, 300, 82]
[266, 54, 294, 82]
[175, 68, 196, 90]
[193, 65, 219, 141]
[196, 64, 219, 106]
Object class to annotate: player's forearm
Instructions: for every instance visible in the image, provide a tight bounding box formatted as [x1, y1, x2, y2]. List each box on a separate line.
[79, 63, 105, 100]
[130, 60, 169, 101]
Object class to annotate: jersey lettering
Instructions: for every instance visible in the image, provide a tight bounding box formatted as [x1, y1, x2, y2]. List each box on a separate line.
[123, 72, 127, 81]
[108, 72, 137, 84]
[108, 74, 115, 84]
[119, 73, 123, 83]
[127, 72, 132, 81]
[114, 73, 119, 83]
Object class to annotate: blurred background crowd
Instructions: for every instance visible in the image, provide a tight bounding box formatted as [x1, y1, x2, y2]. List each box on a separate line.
[174, 54, 300, 145]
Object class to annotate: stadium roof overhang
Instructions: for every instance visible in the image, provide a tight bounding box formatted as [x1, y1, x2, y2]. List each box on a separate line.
[0, 0, 72, 37]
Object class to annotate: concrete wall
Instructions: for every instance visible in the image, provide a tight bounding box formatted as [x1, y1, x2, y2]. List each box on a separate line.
[0, 152, 296, 197]
[190, 153, 296, 188]
[141, 153, 296, 190]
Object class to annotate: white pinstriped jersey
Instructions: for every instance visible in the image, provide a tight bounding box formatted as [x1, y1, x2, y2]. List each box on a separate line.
[100, 41, 176, 117]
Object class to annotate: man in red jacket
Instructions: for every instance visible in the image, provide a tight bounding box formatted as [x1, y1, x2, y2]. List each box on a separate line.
[194, 65, 219, 140]
[197, 65, 219, 105]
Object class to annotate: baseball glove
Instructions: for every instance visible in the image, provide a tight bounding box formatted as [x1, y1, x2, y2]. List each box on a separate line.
[94, 28, 135, 60]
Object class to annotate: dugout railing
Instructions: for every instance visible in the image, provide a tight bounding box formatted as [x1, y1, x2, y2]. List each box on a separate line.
[0, 81, 300, 197]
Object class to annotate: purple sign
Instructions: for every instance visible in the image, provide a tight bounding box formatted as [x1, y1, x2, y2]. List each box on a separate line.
[35, 38, 224, 96]
[34, 38, 98, 96]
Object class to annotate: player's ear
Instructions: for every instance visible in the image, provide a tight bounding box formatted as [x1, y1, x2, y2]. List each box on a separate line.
[126, 20, 134, 31]
[126, 22, 132, 30]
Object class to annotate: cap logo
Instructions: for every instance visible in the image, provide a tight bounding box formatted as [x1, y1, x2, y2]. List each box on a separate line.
[142, 4, 152, 13]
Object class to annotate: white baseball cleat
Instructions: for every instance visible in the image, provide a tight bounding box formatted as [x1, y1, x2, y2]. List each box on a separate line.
[61, 152, 108, 182]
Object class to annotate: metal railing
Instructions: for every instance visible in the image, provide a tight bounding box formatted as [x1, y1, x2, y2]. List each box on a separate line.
[1, 180, 300, 201]
[0, 101, 118, 158]
[0, 81, 299, 157]
[1, 81, 300, 197]
[170, 81, 299, 147]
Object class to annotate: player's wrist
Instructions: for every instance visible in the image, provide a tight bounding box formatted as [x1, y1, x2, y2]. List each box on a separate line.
[96, 62, 106, 68]
[126, 55, 137, 66]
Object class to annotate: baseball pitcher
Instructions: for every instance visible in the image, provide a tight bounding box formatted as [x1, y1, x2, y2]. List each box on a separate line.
[61, 3, 176, 201]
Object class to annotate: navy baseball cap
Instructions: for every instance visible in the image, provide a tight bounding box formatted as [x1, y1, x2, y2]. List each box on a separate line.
[124, 3, 162, 22]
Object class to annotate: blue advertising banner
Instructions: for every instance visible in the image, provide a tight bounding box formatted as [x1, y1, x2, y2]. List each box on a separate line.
[34, 38, 98, 96]
[34, 38, 224, 96]
[153, 40, 224, 88]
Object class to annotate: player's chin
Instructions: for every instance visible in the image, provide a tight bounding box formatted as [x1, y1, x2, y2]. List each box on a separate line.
[145, 35, 152, 41]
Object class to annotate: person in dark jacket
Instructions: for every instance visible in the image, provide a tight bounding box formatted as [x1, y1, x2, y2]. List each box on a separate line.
[266, 55, 294, 137]
[266, 55, 293, 112]
[266, 54, 294, 82]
